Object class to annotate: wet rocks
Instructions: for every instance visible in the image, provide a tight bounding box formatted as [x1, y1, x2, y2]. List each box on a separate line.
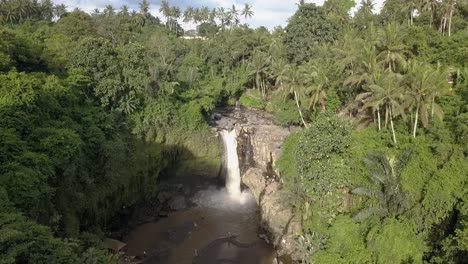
[169, 195, 187, 211]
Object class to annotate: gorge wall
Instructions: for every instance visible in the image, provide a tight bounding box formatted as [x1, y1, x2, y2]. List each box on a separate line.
[213, 108, 301, 259]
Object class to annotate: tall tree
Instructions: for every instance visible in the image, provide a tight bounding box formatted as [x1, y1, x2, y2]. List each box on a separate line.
[403, 60, 449, 137]
[276, 64, 309, 128]
[248, 50, 270, 97]
[364, 72, 404, 144]
[241, 3, 253, 22]
[376, 23, 407, 72]
[284, 3, 339, 63]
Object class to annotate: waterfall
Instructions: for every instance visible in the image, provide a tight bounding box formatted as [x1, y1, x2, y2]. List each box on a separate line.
[220, 129, 242, 199]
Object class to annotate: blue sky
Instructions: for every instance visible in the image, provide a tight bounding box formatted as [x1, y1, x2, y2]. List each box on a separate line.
[52, 0, 385, 29]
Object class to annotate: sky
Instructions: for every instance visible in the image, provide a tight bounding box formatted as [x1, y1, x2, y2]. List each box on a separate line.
[52, 0, 385, 30]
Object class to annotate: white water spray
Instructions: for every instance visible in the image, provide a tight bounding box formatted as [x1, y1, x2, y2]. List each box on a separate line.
[220, 129, 242, 199]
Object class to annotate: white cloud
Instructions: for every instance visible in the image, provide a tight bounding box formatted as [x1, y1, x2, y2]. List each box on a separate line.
[52, 0, 385, 29]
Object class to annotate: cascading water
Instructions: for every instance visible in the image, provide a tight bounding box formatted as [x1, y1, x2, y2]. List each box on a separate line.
[220, 129, 242, 199]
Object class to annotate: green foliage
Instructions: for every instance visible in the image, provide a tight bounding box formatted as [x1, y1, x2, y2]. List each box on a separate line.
[0, 71, 40, 108]
[239, 90, 266, 110]
[284, 3, 339, 63]
[294, 113, 351, 194]
[313, 215, 371, 264]
[368, 218, 426, 264]
[267, 95, 302, 126]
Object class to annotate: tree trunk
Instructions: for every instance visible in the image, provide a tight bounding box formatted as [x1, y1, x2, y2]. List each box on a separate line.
[410, 9, 414, 26]
[377, 107, 381, 131]
[390, 109, 397, 145]
[448, 3, 454, 37]
[256, 72, 260, 92]
[294, 90, 309, 128]
[440, 16, 446, 35]
[385, 105, 389, 129]
[431, 95, 435, 117]
[430, 11, 433, 27]
[410, 112, 413, 134]
[413, 102, 420, 138]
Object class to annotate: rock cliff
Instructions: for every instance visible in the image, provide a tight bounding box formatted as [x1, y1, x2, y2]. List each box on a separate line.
[212, 108, 301, 259]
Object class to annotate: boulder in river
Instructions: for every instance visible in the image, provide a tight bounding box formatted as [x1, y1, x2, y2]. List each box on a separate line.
[169, 195, 187, 211]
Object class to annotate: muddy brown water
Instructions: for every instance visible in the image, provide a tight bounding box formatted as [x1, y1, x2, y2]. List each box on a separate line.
[123, 187, 276, 264]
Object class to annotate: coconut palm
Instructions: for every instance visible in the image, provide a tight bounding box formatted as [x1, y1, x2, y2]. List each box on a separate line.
[14, 0, 29, 21]
[53, 4, 67, 19]
[217, 7, 227, 29]
[139, 0, 150, 16]
[304, 62, 331, 112]
[159, 0, 169, 26]
[403, 60, 449, 137]
[228, 4, 239, 28]
[248, 50, 271, 97]
[376, 23, 407, 72]
[169, 6, 181, 33]
[241, 3, 253, 21]
[1, 3, 17, 24]
[103, 4, 115, 18]
[363, 72, 404, 144]
[344, 43, 378, 88]
[421, 0, 439, 27]
[200, 6, 210, 23]
[183, 7, 193, 24]
[276, 64, 309, 128]
[351, 151, 411, 222]
[209, 8, 217, 23]
[119, 5, 129, 17]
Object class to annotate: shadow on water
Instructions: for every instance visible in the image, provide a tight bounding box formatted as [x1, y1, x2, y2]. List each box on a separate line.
[121, 138, 276, 264]
[123, 187, 275, 264]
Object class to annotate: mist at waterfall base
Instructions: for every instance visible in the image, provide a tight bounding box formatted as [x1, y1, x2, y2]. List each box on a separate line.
[123, 129, 274, 264]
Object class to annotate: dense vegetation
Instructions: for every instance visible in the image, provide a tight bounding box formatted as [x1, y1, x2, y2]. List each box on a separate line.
[0, 0, 466, 263]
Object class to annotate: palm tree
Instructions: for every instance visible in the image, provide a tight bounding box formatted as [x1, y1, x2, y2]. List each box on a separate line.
[276, 64, 309, 128]
[54, 4, 67, 19]
[304, 62, 331, 112]
[438, 0, 458, 36]
[344, 43, 378, 88]
[2, 3, 17, 24]
[248, 50, 270, 97]
[365, 72, 404, 144]
[169, 6, 181, 34]
[183, 6, 193, 24]
[241, 3, 253, 21]
[159, 0, 169, 27]
[217, 7, 226, 29]
[14, 0, 29, 21]
[209, 8, 217, 23]
[421, 0, 439, 27]
[103, 4, 115, 18]
[376, 23, 407, 72]
[200, 6, 209, 23]
[403, 60, 449, 137]
[351, 151, 411, 221]
[119, 5, 129, 17]
[139, 0, 150, 16]
[228, 4, 239, 28]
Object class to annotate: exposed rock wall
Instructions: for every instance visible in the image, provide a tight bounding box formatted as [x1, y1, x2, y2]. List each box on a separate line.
[213, 108, 301, 259]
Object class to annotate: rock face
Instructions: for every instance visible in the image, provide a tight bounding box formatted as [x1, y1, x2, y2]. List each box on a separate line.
[213, 108, 301, 259]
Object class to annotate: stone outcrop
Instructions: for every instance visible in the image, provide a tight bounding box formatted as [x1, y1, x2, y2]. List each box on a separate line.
[213, 108, 301, 259]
